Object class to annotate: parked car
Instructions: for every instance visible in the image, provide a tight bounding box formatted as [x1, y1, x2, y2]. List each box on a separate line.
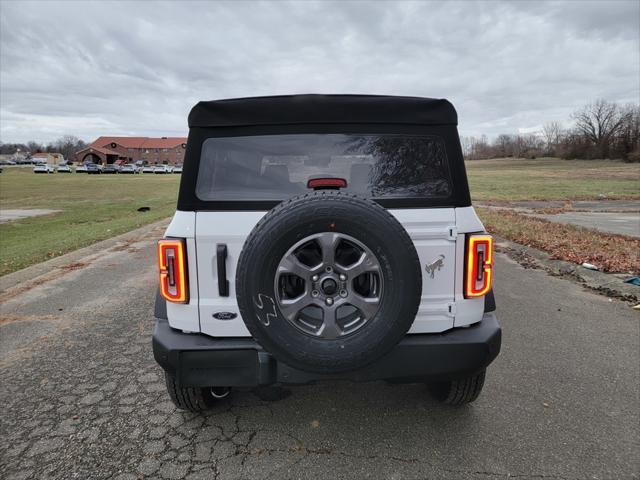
[153, 95, 501, 412]
[172, 164, 183, 174]
[76, 164, 88, 173]
[0, 159, 16, 165]
[154, 165, 172, 174]
[120, 164, 139, 174]
[86, 163, 103, 174]
[57, 163, 72, 173]
[103, 164, 121, 174]
[142, 165, 155, 173]
[33, 164, 55, 173]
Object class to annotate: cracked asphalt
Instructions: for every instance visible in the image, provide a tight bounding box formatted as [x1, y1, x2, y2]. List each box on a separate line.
[1, 225, 638, 480]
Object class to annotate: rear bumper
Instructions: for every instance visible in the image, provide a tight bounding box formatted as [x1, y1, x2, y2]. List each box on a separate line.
[152, 313, 501, 387]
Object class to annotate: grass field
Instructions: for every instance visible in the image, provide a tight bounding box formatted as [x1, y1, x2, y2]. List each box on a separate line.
[0, 168, 179, 276]
[466, 157, 640, 201]
[0, 158, 638, 277]
[467, 157, 640, 273]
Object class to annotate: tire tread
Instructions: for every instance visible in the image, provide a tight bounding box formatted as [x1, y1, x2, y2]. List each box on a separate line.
[429, 370, 486, 406]
[164, 372, 214, 412]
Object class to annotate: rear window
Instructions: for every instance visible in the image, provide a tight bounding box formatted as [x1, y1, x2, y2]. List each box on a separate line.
[196, 134, 452, 201]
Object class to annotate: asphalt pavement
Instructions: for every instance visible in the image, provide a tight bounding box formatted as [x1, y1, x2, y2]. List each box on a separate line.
[535, 211, 640, 238]
[478, 200, 640, 238]
[506, 200, 640, 212]
[1, 226, 638, 480]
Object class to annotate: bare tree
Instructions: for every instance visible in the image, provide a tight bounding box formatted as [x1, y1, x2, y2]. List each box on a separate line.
[614, 103, 640, 161]
[0, 142, 28, 154]
[572, 99, 627, 158]
[542, 121, 562, 154]
[494, 134, 513, 157]
[460, 136, 472, 158]
[26, 141, 43, 153]
[53, 135, 87, 161]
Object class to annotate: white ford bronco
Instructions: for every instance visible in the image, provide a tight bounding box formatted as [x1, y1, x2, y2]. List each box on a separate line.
[153, 94, 501, 411]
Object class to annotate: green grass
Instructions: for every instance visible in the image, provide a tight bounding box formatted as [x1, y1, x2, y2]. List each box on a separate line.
[466, 157, 640, 201]
[0, 168, 179, 276]
[1, 157, 638, 276]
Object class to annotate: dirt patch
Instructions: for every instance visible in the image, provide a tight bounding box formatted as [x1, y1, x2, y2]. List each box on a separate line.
[58, 262, 87, 271]
[531, 205, 573, 215]
[0, 275, 53, 304]
[0, 314, 62, 325]
[0, 260, 94, 303]
[533, 169, 639, 180]
[0, 209, 62, 224]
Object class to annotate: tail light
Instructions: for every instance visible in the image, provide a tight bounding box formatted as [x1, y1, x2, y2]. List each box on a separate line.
[464, 234, 493, 298]
[157, 238, 188, 303]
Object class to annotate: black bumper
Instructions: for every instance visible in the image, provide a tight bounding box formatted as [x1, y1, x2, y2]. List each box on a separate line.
[153, 314, 501, 387]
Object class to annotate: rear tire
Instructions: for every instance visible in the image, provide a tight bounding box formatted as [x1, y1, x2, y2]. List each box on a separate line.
[427, 370, 486, 406]
[164, 372, 230, 412]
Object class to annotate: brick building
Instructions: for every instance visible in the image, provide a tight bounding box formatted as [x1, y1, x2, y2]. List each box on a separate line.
[75, 136, 187, 165]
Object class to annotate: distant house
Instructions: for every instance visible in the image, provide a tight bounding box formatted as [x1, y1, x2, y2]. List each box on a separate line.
[75, 136, 187, 165]
[32, 152, 65, 165]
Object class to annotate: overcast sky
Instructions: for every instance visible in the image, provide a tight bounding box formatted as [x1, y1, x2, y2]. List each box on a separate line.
[1, 0, 638, 144]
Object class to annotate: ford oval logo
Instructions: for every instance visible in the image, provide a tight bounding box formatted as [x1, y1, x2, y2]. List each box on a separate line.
[213, 312, 238, 320]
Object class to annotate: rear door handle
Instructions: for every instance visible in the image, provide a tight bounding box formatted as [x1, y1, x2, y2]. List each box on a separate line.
[216, 244, 229, 296]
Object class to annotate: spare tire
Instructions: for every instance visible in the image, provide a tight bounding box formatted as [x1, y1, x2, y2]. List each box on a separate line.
[236, 191, 421, 373]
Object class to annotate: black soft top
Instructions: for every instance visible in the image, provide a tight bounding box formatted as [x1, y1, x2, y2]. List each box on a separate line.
[188, 94, 457, 128]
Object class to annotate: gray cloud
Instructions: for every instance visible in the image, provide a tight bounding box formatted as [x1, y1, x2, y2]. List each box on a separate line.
[1, 0, 638, 143]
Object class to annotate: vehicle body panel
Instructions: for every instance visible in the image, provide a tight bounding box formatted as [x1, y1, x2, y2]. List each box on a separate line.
[103, 164, 121, 174]
[163, 207, 485, 336]
[154, 165, 172, 174]
[154, 95, 499, 393]
[86, 164, 102, 174]
[120, 164, 139, 174]
[161, 96, 489, 342]
[33, 164, 55, 173]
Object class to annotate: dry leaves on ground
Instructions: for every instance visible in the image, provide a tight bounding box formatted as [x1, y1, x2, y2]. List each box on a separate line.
[477, 208, 640, 274]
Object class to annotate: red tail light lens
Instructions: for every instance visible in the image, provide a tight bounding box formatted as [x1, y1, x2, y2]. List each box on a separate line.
[307, 177, 347, 189]
[157, 239, 188, 303]
[465, 234, 493, 298]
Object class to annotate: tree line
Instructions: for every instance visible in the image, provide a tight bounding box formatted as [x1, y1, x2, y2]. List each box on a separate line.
[0, 135, 88, 161]
[462, 99, 639, 162]
[2, 100, 639, 163]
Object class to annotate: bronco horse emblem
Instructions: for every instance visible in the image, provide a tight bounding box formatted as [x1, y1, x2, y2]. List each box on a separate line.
[425, 255, 445, 279]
